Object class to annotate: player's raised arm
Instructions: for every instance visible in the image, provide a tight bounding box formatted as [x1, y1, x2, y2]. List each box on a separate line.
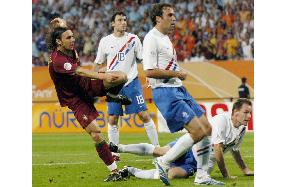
[75, 67, 116, 81]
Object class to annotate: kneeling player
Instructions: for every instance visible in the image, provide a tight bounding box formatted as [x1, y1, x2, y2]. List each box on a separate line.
[111, 99, 254, 180]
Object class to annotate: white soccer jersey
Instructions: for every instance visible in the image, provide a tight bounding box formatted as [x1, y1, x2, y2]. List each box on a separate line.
[207, 112, 246, 173]
[142, 28, 182, 88]
[95, 32, 142, 86]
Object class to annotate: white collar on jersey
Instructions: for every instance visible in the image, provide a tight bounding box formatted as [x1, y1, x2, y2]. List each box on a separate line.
[152, 27, 167, 37]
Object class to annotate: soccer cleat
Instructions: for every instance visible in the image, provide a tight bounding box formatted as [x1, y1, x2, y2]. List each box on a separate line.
[154, 158, 170, 186]
[119, 166, 134, 179]
[106, 93, 132, 105]
[109, 142, 119, 153]
[104, 172, 123, 182]
[194, 175, 224, 186]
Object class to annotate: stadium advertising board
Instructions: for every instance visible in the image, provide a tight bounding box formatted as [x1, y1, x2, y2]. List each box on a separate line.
[32, 102, 158, 133]
[33, 101, 253, 133]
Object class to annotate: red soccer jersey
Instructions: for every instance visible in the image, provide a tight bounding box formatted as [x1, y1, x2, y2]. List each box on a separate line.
[48, 50, 105, 108]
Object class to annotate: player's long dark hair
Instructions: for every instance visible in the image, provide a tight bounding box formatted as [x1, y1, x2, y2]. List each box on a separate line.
[46, 27, 68, 51]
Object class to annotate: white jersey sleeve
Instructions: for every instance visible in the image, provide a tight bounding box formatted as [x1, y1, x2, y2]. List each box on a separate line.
[142, 28, 182, 88]
[142, 33, 158, 70]
[135, 36, 143, 61]
[94, 37, 106, 65]
[210, 115, 227, 145]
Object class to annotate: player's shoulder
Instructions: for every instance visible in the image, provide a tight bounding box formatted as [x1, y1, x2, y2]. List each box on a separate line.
[126, 32, 141, 41]
[99, 34, 111, 43]
[144, 29, 155, 38]
[144, 29, 159, 42]
[51, 50, 68, 63]
[211, 112, 230, 127]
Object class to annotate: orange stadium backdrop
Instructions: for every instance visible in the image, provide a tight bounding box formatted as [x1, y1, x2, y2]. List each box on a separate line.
[32, 61, 254, 133]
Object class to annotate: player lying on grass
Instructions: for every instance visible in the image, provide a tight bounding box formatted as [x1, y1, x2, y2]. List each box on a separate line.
[110, 99, 254, 180]
[47, 17, 131, 182]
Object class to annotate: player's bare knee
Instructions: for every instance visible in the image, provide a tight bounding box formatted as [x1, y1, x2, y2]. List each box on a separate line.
[167, 170, 174, 179]
[203, 123, 212, 136]
[153, 146, 169, 157]
[90, 132, 101, 143]
[168, 170, 177, 179]
[189, 128, 206, 142]
[109, 116, 119, 125]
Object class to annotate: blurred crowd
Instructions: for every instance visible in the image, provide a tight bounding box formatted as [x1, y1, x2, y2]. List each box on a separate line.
[32, 0, 254, 66]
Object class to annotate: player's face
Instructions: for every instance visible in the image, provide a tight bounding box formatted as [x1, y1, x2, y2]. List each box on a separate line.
[112, 15, 127, 32]
[59, 30, 75, 51]
[159, 7, 176, 34]
[234, 103, 252, 127]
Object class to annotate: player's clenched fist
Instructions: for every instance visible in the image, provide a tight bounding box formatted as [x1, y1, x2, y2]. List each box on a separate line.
[50, 18, 67, 29]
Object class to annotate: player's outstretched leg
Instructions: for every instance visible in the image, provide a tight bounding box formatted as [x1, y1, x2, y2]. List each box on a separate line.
[103, 71, 132, 105]
[193, 115, 224, 186]
[104, 172, 123, 182]
[85, 120, 123, 182]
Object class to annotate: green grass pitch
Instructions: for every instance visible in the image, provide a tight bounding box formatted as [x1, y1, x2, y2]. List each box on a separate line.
[33, 132, 254, 186]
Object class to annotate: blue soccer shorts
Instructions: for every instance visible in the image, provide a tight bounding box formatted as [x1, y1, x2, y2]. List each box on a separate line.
[107, 77, 148, 116]
[152, 86, 204, 132]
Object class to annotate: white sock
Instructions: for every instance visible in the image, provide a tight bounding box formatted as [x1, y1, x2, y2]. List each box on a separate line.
[108, 123, 119, 145]
[192, 136, 211, 177]
[128, 167, 159, 179]
[144, 119, 160, 146]
[107, 161, 117, 172]
[161, 133, 194, 164]
[118, 143, 155, 156]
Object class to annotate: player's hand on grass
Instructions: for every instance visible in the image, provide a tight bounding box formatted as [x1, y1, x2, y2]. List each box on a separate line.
[243, 168, 254, 176]
[225, 175, 237, 180]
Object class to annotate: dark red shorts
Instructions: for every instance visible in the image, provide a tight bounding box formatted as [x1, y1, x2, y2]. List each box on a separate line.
[72, 102, 99, 129]
[89, 79, 107, 97]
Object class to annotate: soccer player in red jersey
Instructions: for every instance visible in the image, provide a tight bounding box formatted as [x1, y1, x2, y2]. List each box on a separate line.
[46, 18, 130, 182]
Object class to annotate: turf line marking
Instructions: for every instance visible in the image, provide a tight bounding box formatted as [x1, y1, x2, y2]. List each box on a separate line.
[33, 161, 88, 166]
[33, 153, 89, 157]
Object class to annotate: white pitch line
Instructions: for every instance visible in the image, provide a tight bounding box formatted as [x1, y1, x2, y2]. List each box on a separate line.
[180, 67, 223, 98]
[33, 161, 88, 166]
[33, 155, 254, 167]
[33, 153, 89, 157]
